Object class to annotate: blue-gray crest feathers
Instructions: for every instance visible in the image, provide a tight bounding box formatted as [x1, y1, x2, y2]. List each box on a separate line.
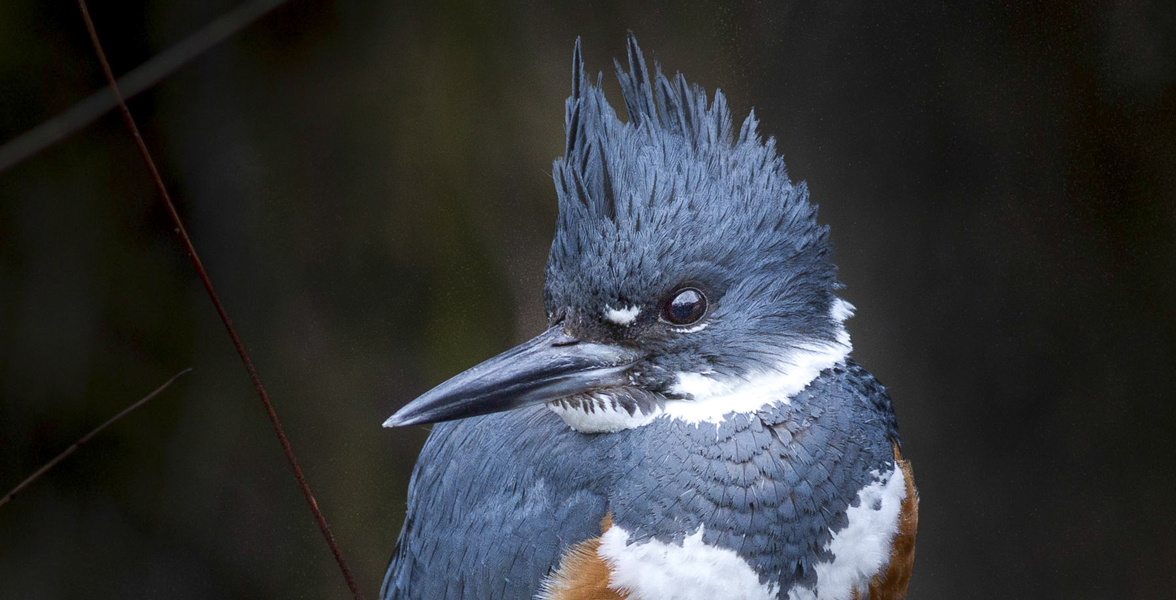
[545, 35, 841, 349]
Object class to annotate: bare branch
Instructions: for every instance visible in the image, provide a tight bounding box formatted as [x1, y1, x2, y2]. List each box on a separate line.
[0, 0, 290, 174]
[72, 2, 366, 598]
[0, 368, 192, 510]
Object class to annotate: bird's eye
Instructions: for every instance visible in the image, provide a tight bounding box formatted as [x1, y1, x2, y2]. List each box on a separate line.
[660, 287, 707, 326]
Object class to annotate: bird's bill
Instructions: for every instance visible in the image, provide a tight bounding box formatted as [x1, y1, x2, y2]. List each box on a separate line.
[383, 325, 637, 427]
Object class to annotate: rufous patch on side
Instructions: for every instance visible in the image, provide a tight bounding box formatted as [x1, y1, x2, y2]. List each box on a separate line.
[540, 514, 628, 600]
[854, 442, 919, 600]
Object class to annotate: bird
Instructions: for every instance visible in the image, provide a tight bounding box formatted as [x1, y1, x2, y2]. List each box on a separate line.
[380, 34, 917, 600]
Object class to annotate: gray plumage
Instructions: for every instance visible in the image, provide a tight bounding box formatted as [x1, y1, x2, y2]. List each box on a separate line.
[381, 362, 899, 599]
[546, 36, 842, 392]
[382, 33, 905, 600]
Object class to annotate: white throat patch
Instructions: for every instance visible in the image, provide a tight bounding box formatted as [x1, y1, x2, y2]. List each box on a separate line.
[665, 299, 855, 425]
[548, 299, 855, 432]
[546, 391, 663, 433]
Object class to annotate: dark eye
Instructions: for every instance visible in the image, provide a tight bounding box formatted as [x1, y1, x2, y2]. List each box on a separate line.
[660, 287, 707, 326]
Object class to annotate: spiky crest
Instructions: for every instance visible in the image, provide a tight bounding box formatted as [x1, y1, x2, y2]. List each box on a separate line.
[546, 34, 841, 373]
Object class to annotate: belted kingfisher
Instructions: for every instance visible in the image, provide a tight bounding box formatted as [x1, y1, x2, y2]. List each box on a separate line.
[381, 35, 917, 600]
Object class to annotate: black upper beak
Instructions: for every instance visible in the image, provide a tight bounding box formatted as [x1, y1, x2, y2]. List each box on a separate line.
[383, 325, 639, 427]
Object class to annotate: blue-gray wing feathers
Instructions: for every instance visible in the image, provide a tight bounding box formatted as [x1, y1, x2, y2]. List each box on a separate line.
[382, 362, 899, 599]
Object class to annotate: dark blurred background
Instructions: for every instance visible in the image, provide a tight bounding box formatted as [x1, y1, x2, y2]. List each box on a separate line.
[1, 1, 1174, 598]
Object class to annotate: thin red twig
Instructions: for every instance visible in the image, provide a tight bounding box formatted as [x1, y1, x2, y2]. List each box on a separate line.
[0, 368, 192, 510]
[74, 2, 365, 598]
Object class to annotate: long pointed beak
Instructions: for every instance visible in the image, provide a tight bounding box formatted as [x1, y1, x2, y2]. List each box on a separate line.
[383, 325, 639, 427]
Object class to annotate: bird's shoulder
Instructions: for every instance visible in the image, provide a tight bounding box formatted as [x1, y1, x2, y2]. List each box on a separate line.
[382, 407, 615, 600]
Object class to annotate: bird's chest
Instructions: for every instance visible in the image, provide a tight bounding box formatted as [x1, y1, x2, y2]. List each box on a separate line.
[589, 401, 897, 600]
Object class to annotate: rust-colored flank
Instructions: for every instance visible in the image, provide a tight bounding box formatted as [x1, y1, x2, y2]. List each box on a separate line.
[541, 514, 628, 600]
[855, 441, 919, 600]
[545, 445, 918, 600]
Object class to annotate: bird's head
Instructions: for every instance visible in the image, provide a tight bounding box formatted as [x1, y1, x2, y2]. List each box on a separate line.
[385, 35, 853, 432]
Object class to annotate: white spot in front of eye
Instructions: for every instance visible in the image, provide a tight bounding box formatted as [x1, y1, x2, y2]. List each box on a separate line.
[604, 305, 640, 326]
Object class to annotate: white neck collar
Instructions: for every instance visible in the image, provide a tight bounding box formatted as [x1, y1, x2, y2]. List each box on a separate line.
[548, 299, 855, 432]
